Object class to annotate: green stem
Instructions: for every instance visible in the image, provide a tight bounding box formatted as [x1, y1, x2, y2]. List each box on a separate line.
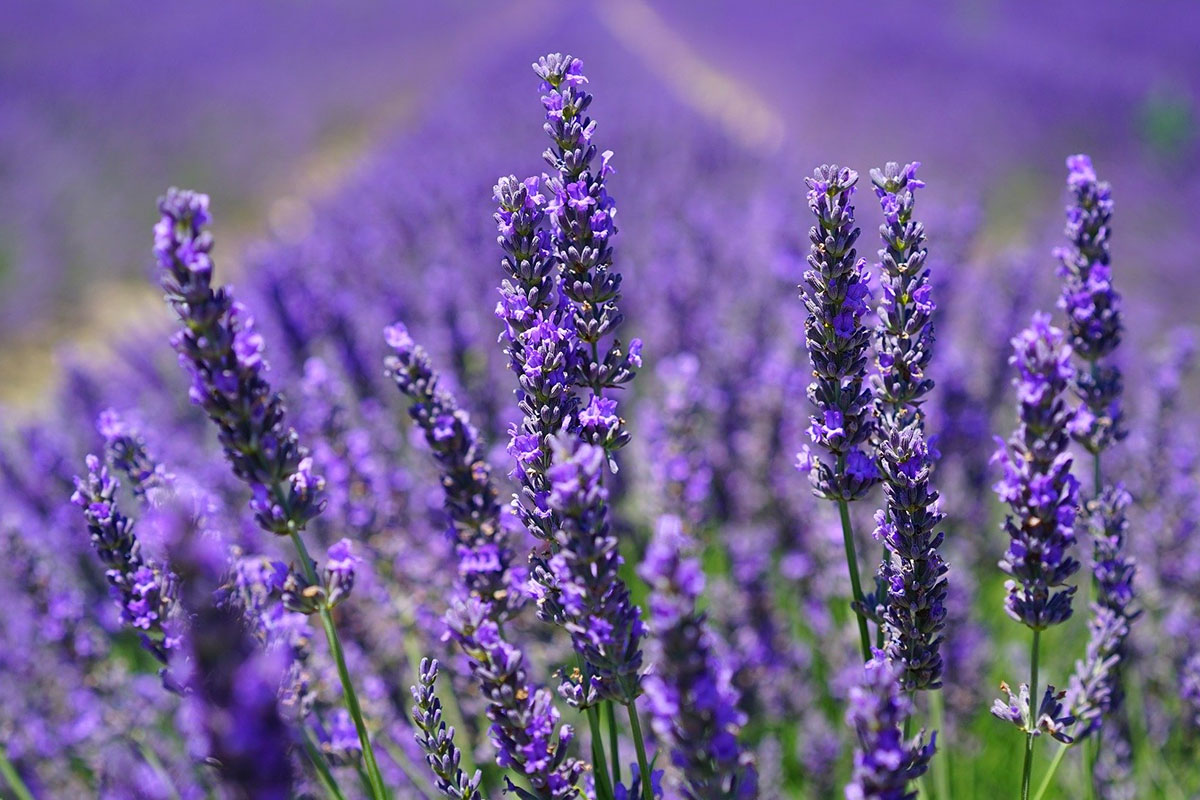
[290, 531, 388, 800]
[0, 746, 34, 800]
[135, 740, 181, 800]
[1032, 743, 1069, 800]
[607, 700, 622, 789]
[929, 689, 951, 800]
[302, 727, 349, 800]
[625, 702, 655, 800]
[1021, 630, 1041, 800]
[587, 704, 615, 800]
[836, 496, 873, 662]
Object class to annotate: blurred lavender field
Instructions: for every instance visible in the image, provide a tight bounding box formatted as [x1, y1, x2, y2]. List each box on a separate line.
[3, 2, 1200, 799]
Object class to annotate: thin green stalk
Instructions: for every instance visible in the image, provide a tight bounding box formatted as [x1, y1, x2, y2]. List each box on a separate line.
[929, 689, 951, 800]
[1032, 743, 1069, 800]
[607, 700, 622, 789]
[0, 746, 34, 800]
[836, 496, 873, 662]
[290, 530, 388, 800]
[302, 727, 349, 800]
[587, 704, 615, 800]
[135, 740, 181, 800]
[625, 702, 655, 800]
[1020, 630, 1041, 800]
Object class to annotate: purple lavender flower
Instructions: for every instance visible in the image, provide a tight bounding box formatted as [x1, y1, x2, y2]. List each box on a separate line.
[845, 655, 935, 800]
[536, 434, 645, 705]
[1055, 154, 1123, 455]
[71, 455, 179, 664]
[993, 313, 1081, 630]
[385, 321, 524, 619]
[991, 682, 1076, 744]
[870, 162, 934, 433]
[797, 165, 877, 502]
[96, 409, 172, 502]
[872, 427, 948, 691]
[323, 538, 357, 609]
[445, 595, 583, 798]
[154, 187, 326, 536]
[639, 516, 756, 799]
[494, 175, 580, 542]
[534, 53, 640, 456]
[1065, 487, 1137, 740]
[411, 658, 483, 800]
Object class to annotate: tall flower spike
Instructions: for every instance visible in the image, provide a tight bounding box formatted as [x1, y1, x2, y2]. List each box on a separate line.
[445, 595, 584, 799]
[873, 426, 948, 691]
[993, 313, 1081, 630]
[536, 433, 645, 706]
[1065, 486, 1138, 740]
[797, 165, 878, 502]
[494, 174, 579, 543]
[1055, 154, 1123, 455]
[870, 161, 934, 433]
[640, 516, 757, 799]
[411, 658, 483, 800]
[845, 655, 936, 800]
[97, 408, 172, 502]
[534, 53, 641, 457]
[385, 321, 525, 620]
[72, 454, 180, 665]
[154, 188, 326, 535]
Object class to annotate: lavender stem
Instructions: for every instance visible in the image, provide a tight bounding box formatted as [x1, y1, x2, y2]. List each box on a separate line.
[625, 702, 655, 800]
[838, 494, 873, 662]
[0, 747, 34, 800]
[930, 689, 951, 800]
[290, 530, 388, 800]
[1031, 743, 1068, 800]
[302, 726, 350, 800]
[607, 702, 622, 790]
[1021, 630, 1041, 800]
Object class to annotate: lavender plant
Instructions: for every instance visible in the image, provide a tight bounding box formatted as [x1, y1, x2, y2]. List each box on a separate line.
[796, 164, 879, 661]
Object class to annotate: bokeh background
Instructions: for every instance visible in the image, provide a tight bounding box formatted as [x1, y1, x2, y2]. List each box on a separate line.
[4, 0, 1198, 406]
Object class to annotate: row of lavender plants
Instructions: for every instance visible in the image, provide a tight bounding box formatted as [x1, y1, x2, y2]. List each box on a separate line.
[1, 53, 1198, 799]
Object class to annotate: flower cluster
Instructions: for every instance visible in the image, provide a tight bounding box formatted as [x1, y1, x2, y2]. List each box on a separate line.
[494, 174, 580, 542]
[411, 658, 483, 800]
[872, 426, 948, 691]
[639, 516, 756, 800]
[154, 188, 326, 535]
[535, 434, 645, 706]
[96, 409, 172, 502]
[845, 656, 936, 800]
[797, 165, 878, 501]
[870, 161, 935, 433]
[1066, 487, 1137, 740]
[993, 313, 1081, 629]
[534, 53, 640, 455]
[1055, 154, 1123, 455]
[72, 454, 179, 664]
[445, 595, 584, 799]
[991, 682, 1076, 744]
[385, 321, 524, 617]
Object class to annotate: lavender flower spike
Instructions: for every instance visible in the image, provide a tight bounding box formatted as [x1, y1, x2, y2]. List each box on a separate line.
[494, 174, 579, 543]
[1065, 487, 1138, 740]
[845, 655, 935, 800]
[537, 434, 645, 705]
[1055, 154, 1123, 455]
[993, 313, 1081, 630]
[411, 658, 483, 800]
[154, 187, 326, 536]
[797, 164, 878, 502]
[640, 516, 757, 799]
[873, 426, 948, 691]
[870, 161, 935, 433]
[535, 53, 641, 457]
[445, 595, 584, 799]
[72, 454, 180, 665]
[386, 321, 525, 619]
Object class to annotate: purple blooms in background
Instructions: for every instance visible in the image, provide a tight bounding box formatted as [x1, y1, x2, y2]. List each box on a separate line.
[797, 164, 878, 501]
[993, 313, 1081, 630]
[640, 515, 756, 799]
[845, 655, 935, 800]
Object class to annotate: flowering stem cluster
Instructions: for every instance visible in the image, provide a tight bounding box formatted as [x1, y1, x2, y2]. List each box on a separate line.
[154, 189, 385, 799]
[411, 658, 483, 800]
[846, 655, 936, 800]
[797, 164, 878, 661]
[535, 53, 641, 458]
